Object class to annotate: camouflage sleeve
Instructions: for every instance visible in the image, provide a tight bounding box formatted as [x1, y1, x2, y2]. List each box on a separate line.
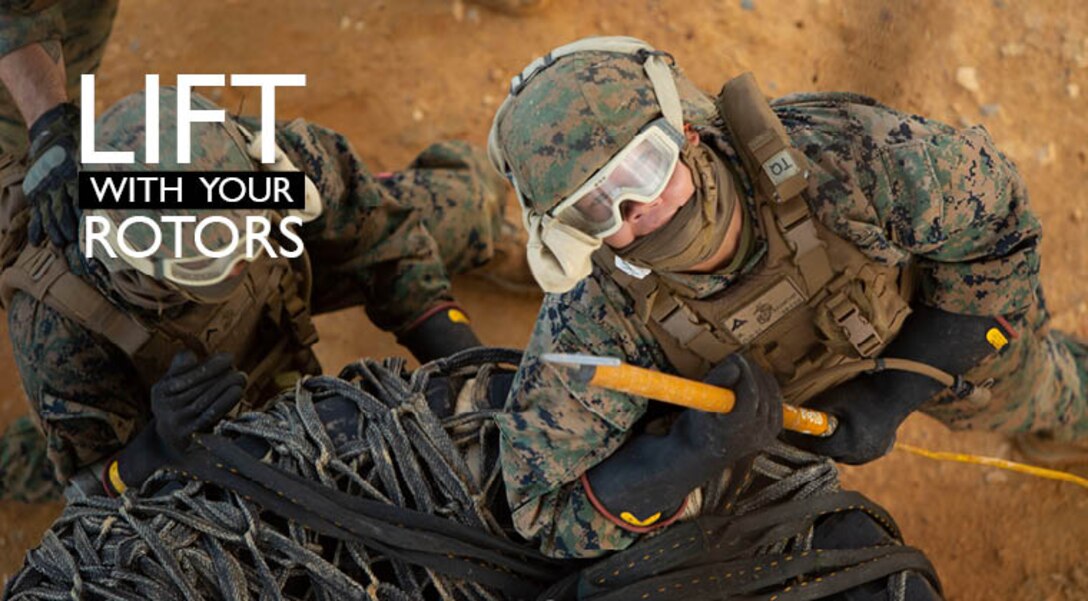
[270, 118, 453, 331]
[882, 126, 1042, 315]
[7, 291, 146, 482]
[495, 272, 672, 558]
[786, 98, 1042, 316]
[0, 2, 63, 58]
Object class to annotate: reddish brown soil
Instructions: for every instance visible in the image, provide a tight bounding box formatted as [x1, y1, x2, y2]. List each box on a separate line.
[2, 1, 1087, 598]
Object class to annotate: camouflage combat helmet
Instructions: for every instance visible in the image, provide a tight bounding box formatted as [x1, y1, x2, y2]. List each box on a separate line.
[82, 87, 274, 287]
[486, 36, 717, 292]
[487, 36, 716, 216]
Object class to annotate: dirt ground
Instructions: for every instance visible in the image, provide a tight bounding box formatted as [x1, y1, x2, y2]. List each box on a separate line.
[1, 0, 1087, 598]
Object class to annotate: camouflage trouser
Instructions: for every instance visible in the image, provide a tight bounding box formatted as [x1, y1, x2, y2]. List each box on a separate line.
[923, 303, 1088, 442]
[0, 414, 60, 502]
[0, 0, 119, 155]
[377, 139, 508, 276]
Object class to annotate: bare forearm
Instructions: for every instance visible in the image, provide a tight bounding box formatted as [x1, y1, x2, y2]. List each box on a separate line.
[0, 40, 66, 127]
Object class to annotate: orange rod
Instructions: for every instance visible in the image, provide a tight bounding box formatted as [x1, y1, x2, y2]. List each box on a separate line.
[591, 363, 735, 413]
[589, 363, 836, 436]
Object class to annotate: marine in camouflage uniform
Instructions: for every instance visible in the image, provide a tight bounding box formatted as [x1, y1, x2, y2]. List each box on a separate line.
[487, 38, 1087, 560]
[0, 87, 511, 501]
[0, 0, 517, 502]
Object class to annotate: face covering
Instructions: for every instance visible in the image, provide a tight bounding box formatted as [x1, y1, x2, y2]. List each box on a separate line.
[617, 144, 737, 272]
[524, 211, 603, 294]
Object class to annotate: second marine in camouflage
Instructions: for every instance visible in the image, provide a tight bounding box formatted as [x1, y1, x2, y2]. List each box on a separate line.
[0, 0, 527, 501]
[0, 86, 514, 500]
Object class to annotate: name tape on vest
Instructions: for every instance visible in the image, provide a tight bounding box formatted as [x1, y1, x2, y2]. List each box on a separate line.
[723, 278, 805, 344]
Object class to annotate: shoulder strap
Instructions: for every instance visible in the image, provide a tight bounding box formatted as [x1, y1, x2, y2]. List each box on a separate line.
[716, 72, 833, 294]
[0, 245, 154, 356]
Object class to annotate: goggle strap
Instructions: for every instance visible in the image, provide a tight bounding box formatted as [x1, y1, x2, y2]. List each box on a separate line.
[642, 53, 684, 133]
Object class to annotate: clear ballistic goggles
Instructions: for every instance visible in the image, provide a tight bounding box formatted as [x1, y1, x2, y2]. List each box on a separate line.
[550, 118, 685, 238]
[151, 247, 264, 287]
[108, 218, 268, 288]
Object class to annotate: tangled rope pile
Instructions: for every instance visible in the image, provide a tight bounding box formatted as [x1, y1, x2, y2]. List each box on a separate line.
[5, 348, 936, 601]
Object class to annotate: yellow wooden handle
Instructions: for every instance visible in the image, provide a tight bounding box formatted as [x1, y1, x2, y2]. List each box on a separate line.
[591, 363, 735, 413]
[782, 405, 837, 437]
[589, 363, 836, 437]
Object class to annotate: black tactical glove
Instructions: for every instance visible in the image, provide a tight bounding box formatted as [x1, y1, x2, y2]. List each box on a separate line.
[675, 354, 784, 461]
[583, 354, 783, 532]
[106, 352, 246, 494]
[24, 102, 81, 247]
[786, 305, 1011, 465]
[397, 304, 482, 364]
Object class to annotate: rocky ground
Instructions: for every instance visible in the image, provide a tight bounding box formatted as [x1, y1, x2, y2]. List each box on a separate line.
[1, 0, 1086, 599]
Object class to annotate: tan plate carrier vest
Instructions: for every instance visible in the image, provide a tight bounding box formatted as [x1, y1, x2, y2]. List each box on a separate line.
[0, 156, 320, 408]
[595, 74, 914, 404]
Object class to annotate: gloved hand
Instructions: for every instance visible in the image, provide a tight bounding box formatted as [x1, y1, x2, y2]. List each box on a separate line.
[106, 351, 246, 494]
[397, 304, 482, 364]
[786, 305, 1010, 464]
[674, 353, 784, 462]
[23, 102, 81, 247]
[583, 354, 783, 532]
[784, 378, 903, 465]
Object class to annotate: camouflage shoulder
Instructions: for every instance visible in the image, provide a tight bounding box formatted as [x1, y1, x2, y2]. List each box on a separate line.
[7, 288, 140, 409]
[772, 91, 887, 110]
[780, 93, 957, 153]
[0, 1, 63, 58]
[7, 289, 146, 477]
[779, 94, 974, 265]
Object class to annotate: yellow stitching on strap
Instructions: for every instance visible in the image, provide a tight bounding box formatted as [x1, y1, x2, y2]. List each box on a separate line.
[986, 327, 1009, 350]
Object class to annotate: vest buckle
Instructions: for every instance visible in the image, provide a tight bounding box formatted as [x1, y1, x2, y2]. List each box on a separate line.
[834, 304, 883, 358]
[27, 249, 55, 282]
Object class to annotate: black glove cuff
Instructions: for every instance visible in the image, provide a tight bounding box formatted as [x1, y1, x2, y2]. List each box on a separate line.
[115, 426, 170, 490]
[397, 303, 482, 364]
[581, 472, 688, 533]
[28, 102, 79, 143]
[584, 425, 731, 532]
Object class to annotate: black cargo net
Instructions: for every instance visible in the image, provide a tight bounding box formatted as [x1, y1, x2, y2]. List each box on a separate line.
[5, 348, 936, 601]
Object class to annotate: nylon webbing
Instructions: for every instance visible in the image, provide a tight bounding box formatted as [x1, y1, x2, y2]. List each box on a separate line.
[7, 350, 938, 601]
